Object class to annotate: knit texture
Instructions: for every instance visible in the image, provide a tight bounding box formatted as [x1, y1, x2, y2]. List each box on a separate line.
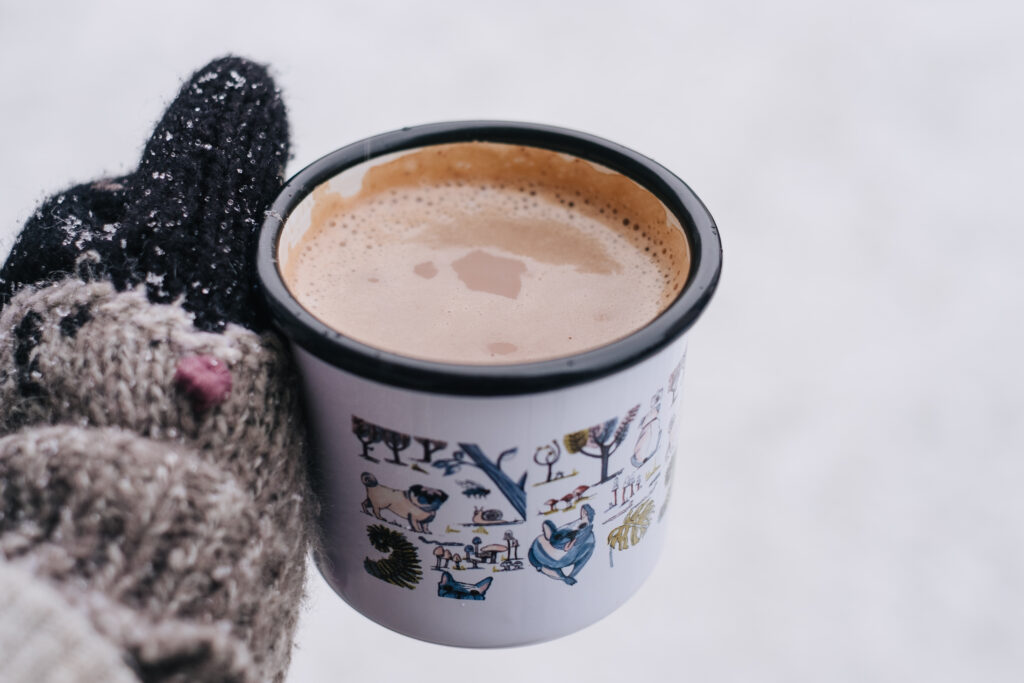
[0, 281, 311, 681]
[0, 57, 288, 332]
[0, 562, 137, 683]
[0, 57, 313, 682]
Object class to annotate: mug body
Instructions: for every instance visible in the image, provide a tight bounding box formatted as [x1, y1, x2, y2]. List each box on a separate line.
[293, 334, 686, 646]
[257, 121, 721, 647]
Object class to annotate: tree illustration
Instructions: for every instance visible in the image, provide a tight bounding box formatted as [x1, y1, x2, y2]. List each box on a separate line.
[432, 445, 527, 519]
[563, 404, 640, 485]
[414, 437, 447, 464]
[533, 441, 561, 483]
[379, 428, 412, 466]
[352, 416, 381, 462]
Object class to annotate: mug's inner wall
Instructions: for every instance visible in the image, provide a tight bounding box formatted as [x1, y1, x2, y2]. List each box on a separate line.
[277, 142, 691, 365]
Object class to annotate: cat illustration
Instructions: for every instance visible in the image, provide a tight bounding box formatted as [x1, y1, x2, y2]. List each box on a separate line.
[437, 570, 493, 600]
[528, 503, 596, 586]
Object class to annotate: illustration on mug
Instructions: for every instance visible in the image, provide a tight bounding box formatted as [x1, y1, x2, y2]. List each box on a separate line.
[604, 471, 647, 516]
[659, 357, 686, 521]
[540, 484, 591, 516]
[458, 480, 491, 498]
[562, 405, 640, 487]
[606, 499, 655, 567]
[531, 441, 580, 486]
[363, 524, 423, 589]
[360, 472, 449, 533]
[437, 571, 493, 600]
[429, 530, 524, 573]
[659, 414, 679, 522]
[350, 367, 681, 599]
[432, 445, 527, 526]
[630, 391, 663, 469]
[528, 504, 597, 586]
[353, 415, 447, 472]
[667, 355, 685, 405]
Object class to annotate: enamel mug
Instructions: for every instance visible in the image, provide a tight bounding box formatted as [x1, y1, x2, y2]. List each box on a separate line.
[257, 121, 722, 647]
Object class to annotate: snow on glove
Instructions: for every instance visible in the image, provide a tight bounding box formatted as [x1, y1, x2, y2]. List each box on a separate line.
[0, 57, 312, 683]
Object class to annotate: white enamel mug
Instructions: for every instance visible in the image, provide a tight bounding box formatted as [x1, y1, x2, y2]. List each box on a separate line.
[257, 121, 722, 647]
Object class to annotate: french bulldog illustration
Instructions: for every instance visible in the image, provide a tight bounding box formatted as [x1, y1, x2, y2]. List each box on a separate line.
[437, 571, 493, 600]
[528, 503, 596, 585]
[360, 472, 449, 533]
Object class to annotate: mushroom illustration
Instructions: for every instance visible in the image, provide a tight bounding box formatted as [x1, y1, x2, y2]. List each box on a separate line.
[503, 530, 520, 560]
[433, 545, 445, 570]
[478, 543, 507, 564]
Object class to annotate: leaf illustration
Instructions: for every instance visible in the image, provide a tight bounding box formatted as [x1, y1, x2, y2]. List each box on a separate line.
[564, 430, 590, 454]
[606, 499, 655, 552]
[612, 404, 640, 448]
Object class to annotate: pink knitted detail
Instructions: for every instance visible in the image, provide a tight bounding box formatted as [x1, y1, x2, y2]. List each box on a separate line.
[174, 355, 232, 411]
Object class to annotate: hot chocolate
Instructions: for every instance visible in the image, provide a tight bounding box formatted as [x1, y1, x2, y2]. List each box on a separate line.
[280, 142, 690, 364]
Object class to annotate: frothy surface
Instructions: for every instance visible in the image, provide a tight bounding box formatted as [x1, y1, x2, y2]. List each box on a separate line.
[281, 143, 689, 365]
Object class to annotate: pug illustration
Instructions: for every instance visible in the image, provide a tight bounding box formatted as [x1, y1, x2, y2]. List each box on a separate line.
[360, 472, 449, 533]
[528, 503, 596, 585]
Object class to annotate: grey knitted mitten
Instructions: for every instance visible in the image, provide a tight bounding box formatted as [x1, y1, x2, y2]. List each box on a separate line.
[0, 58, 311, 682]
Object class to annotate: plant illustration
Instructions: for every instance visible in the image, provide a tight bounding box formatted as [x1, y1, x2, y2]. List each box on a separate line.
[563, 404, 640, 485]
[352, 415, 381, 462]
[533, 440, 562, 483]
[607, 499, 655, 552]
[363, 524, 422, 589]
[414, 436, 447, 464]
[379, 428, 412, 466]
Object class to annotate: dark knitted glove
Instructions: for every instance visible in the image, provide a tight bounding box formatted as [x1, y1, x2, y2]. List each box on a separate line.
[0, 57, 311, 683]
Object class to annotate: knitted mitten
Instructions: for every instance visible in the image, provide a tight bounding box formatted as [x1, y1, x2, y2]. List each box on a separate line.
[0, 57, 311, 683]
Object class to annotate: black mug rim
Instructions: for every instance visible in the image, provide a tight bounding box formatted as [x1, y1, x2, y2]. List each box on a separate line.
[256, 121, 722, 396]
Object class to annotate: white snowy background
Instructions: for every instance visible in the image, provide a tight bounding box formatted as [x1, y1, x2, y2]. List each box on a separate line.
[1, 1, 1021, 681]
